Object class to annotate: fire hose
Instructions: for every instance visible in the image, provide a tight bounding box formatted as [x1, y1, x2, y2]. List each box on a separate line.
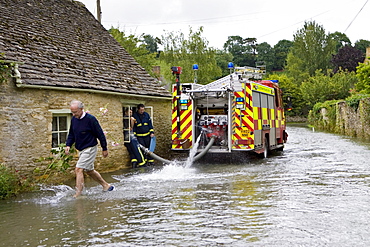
[139, 136, 216, 164]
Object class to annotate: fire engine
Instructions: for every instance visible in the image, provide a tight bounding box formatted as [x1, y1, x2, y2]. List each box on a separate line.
[171, 65, 288, 158]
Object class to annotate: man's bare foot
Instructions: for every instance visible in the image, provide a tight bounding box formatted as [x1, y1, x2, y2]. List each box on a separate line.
[73, 188, 83, 198]
[103, 185, 115, 192]
[73, 192, 82, 198]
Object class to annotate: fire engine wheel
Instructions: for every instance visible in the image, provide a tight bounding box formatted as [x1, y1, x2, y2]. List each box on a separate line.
[263, 136, 269, 158]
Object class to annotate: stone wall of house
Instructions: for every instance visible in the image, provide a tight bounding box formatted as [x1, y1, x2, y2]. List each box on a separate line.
[0, 73, 172, 179]
[310, 99, 370, 140]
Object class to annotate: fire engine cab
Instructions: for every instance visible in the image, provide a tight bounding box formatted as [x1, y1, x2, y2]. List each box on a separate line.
[171, 66, 288, 158]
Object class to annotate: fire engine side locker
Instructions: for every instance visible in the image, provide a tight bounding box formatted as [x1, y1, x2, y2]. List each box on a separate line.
[171, 83, 194, 150]
[231, 82, 255, 151]
[251, 82, 277, 151]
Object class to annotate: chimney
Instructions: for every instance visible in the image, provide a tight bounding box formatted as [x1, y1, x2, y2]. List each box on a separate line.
[365, 47, 370, 64]
[97, 0, 102, 23]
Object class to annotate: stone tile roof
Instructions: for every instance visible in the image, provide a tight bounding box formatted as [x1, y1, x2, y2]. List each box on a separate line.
[0, 0, 171, 97]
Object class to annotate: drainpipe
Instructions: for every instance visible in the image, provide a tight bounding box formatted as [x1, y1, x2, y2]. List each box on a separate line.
[13, 63, 22, 84]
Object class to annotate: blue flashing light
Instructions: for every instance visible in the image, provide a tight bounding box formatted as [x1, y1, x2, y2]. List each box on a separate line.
[180, 99, 188, 104]
[228, 62, 234, 69]
[192, 64, 199, 70]
[271, 80, 279, 83]
[236, 97, 244, 102]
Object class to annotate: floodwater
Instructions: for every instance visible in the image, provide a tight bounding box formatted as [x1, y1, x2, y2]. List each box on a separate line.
[1, 124, 370, 246]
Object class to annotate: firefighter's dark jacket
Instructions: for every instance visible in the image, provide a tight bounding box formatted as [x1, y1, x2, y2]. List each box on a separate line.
[133, 111, 154, 137]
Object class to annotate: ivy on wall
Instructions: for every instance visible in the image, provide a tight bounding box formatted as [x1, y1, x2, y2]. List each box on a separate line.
[0, 53, 15, 84]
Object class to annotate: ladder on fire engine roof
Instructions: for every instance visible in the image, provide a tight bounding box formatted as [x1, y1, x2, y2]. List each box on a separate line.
[188, 66, 265, 93]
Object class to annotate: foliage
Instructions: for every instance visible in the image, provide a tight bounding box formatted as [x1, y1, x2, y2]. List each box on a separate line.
[0, 164, 35, 199]
[256, 42, 274, 72]
[328, 31, 351, 53]
[331, 45, 364, 73]
[286, 21, 336, 84]
[285, 51, 310, 84]
[159, 26, 222, 85]
[345, 93, 370, 110]
[354, 39, 370, 55]
[308, 100, 339, 130]
[34, 144, 76, 183]
[215, 49, 234, 77]
[273, 39, 293, 71]
[266, 73, 306, 116]
[142, 34, 160, 54]
[0, 164, 20, 199]
[355, 62, 370, 93]
[109, 28, 157, 77]
[0, 53, 15, 84]
[301, 69, 357, 109]
[223, 36, 257, 67]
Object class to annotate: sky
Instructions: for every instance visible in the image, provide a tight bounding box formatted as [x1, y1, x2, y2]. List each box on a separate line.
[78, 0, 369, 49]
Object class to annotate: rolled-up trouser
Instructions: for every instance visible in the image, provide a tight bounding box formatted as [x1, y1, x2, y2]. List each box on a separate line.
[76, 145, 97, 171]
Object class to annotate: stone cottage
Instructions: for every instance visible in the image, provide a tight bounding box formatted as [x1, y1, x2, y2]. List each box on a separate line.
[0, 0, 172, 176]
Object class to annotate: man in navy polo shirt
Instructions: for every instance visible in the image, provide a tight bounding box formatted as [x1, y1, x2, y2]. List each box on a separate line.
[65, 100, 114, 198]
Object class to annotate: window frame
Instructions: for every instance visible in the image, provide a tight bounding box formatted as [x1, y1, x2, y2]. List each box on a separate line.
[49, 109, 71, 149]
[122, 104, 154, 143]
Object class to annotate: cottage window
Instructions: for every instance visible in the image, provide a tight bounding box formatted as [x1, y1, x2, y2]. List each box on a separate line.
[122, 105, 154, 143]
[49, 109, 71, 148]
[123, 106, 134, 143]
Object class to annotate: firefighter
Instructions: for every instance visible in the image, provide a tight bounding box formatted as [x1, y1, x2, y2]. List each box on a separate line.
[133, 104, 155, 166]
[123, 108, 145, 168]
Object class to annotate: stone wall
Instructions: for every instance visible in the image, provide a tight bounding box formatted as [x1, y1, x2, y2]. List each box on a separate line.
[0, 73, 172, 178]
[310, 99, 370, 140]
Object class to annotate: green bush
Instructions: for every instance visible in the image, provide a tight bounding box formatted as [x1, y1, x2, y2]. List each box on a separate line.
[345, 94, 370, 110]
[34, 143, 76, 183]
[308, 100, 339, 131]
[0, 164, 20, 199]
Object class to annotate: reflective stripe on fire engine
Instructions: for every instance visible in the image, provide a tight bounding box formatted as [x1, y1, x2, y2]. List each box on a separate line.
[232, 84, 254, 150]
[171, 85, 193, 149]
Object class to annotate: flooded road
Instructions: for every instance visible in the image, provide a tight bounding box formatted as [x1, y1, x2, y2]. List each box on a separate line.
[1, 124, 370, 246]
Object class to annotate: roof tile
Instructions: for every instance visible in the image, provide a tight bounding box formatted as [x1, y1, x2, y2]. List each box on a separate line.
[0, 0, 171, 97]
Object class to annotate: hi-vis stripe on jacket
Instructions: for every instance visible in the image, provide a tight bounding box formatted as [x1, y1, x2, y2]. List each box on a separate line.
[133, 112, 154, 137]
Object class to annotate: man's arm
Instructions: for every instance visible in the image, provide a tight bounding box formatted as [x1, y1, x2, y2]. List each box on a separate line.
[148, 113, 155, 137]
[65, 120, 75, 154]
[91, 116, 108, 151]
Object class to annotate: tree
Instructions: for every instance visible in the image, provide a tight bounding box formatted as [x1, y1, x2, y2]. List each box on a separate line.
[273, 39, 293, 71]
[142, 34, 160, 54]
[256, 42, 274, 72]
[328, 31, 351, 53]
[355, 62, 370, 93]
[109, 28, 157, 77]
[286, 21, 336, 84]
[215, 49, 234, 77]
[223, 36, 257, 67]
[301, 70, 357, 108]
[159, 27, 222, 85]
[331, 45, 364, 73]
[266, 74, 305, 116]
[354, 39, 370, 55]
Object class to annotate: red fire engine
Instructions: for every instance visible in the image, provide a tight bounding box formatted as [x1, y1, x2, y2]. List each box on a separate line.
[171, 66, 288, 158]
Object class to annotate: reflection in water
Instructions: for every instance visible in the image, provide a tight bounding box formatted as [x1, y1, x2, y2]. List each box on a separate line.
[1, 125, 370, 246]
